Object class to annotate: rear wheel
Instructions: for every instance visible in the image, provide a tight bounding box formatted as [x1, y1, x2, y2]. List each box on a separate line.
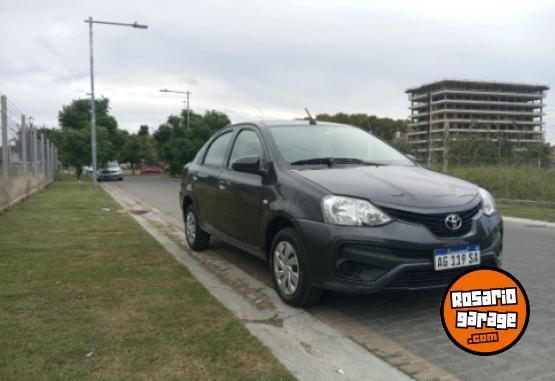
[270, 227, 321, 307]
[184, 205, 210, 250]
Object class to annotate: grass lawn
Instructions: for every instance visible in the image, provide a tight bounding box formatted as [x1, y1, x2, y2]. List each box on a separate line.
[447, 165, 555, 202]
[0, 180, 294, 381]
[498, 203, 555, 223]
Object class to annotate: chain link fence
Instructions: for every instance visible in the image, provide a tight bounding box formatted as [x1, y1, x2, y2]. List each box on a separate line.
[1, 94, 58, 211]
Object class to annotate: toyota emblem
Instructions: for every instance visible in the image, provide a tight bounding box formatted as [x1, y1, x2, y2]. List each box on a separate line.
[445, 214, 462, 231]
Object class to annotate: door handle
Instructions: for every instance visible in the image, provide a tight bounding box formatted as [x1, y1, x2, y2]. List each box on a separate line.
[218, 179, 230, 190]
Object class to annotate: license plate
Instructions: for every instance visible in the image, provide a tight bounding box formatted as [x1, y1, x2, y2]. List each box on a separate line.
[434, 245, 480, 271]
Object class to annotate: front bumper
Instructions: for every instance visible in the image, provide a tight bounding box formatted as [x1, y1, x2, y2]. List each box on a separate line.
[98, 173, 123, 181]
[293, 212, 503, 293]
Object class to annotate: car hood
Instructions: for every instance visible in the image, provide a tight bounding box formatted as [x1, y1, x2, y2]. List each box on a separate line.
[292, 165, 480, 210]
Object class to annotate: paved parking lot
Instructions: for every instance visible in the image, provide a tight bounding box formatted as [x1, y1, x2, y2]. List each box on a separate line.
[112, 176, 555, 380]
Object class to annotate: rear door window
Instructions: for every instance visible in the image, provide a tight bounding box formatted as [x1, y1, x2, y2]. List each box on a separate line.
[203, 132, 233, 168]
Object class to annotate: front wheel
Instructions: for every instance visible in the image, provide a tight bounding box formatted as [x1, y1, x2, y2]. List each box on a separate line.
[270, 227, 321, 307]
[184, 205, 210, 250]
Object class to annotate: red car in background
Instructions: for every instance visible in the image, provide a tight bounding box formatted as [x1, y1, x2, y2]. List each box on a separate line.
[141, 165, 163, 174]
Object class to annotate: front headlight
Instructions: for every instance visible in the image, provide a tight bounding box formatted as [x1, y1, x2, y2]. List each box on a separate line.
[478, 188, 496, 216]
[322, 195, 392, 226]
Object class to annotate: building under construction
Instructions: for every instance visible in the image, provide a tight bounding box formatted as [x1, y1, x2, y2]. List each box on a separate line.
[406, 79, 549, 163]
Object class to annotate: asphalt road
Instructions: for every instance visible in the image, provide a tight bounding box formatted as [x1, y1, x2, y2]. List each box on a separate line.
[113, 176, 555, 380]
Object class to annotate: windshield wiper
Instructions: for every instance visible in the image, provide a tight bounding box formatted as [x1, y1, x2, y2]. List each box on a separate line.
[290, 157, 385, 166]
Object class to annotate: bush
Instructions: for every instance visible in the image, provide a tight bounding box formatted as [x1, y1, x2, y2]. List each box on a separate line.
[448, 134, 551, 169]
[448, 165, 555, 202]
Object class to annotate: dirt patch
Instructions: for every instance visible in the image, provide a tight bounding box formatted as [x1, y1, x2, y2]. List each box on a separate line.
[242, 313, 284, 328]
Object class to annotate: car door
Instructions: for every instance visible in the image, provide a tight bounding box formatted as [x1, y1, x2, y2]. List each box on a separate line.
[192, 130, 233, 233]
[217, 128, 265, 248]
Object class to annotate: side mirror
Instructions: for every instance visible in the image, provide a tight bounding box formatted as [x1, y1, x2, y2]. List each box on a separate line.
[231, 155, 263, 175]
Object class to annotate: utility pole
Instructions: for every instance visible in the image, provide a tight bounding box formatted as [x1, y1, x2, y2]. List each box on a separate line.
[87, 17, 97, 187]
[160, 89, 191, 129]
[84, 17, 148, 187]
[186, 90, 191, 130]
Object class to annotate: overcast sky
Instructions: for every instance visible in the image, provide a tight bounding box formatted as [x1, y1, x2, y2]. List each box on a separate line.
[1, 0, 554, 142]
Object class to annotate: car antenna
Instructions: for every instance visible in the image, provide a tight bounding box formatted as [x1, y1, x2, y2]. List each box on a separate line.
[304, 107, 317, 125]
[255, 106, 265, 122]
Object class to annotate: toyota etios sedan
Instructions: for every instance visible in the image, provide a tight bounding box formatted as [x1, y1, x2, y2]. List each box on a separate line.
[179, 120, 502, 307]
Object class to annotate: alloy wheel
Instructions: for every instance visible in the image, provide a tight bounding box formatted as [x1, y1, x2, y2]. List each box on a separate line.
[185, 211, 197, 244]
[273, 241, 299, 295]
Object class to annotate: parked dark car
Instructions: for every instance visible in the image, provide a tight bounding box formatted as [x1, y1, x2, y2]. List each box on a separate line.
[179, 121, 502, 306]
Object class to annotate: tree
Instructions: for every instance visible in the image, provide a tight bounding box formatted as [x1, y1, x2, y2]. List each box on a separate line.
[138, 125, 149, 137]
[125, 135, 143, 174]
[120, 126, 159, 174]
[153, 109, 230, 174]
[58, 97, 117, 134]
[314, 113, 407, 142]
[57, 126, 114, 179]
[56, 97, 120, 179]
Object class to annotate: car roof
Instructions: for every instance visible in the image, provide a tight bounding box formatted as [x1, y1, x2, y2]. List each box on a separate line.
[230, 120, 348, 128]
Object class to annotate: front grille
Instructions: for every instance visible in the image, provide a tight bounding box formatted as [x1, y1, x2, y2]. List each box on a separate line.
[387, 257, 497, 289]
[381, 203, 482, 237]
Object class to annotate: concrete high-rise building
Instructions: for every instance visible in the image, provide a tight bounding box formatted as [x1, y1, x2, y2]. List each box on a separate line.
[406, 79, 549, 163]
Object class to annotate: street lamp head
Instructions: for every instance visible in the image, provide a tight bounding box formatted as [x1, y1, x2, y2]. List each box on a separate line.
[132, 22, 148, 29]
[159, 89, 169, 93]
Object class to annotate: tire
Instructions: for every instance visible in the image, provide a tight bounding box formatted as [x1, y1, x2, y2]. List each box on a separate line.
[184, 204, 210, 250]
[270, 227, 322, 307]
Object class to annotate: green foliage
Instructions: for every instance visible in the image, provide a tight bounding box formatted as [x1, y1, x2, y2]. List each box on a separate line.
[123, 132, 159, 173]
[58, 97, 117, 134]
[154, 109, 231, 174]
[448, 134, 551, 168]
[138, 124, 150, 137]
[56, 97, 121, 178]
[497, 203, 555, 223]
[448, 165, 555, 202]
[448, 135, 499, 165]
[58, 126, 115, 179]
[0, 180, 295, 381]
[36, 127, 63, 150]
[315, 112, 407, 142]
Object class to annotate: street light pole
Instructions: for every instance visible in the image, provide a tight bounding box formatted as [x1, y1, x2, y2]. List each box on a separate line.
[159, 89, 192, 129]
[87, 16, 97, 187]
[186, 90, 190, 130]
[84, 17, 148, 187]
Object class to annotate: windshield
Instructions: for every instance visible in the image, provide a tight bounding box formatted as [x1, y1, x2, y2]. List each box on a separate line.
[268, 124, 413, 166]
